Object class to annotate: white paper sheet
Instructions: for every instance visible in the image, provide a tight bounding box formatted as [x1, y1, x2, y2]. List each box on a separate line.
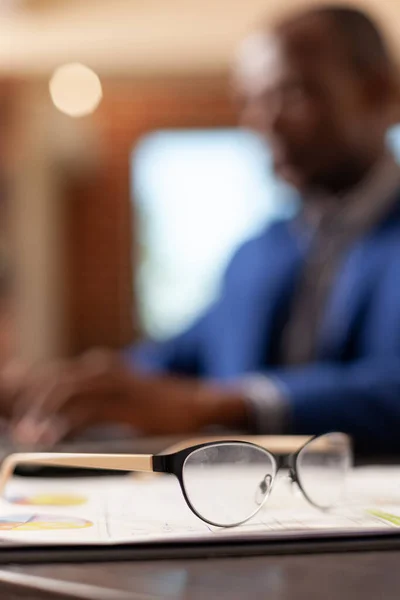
[0, 467, 399, 546]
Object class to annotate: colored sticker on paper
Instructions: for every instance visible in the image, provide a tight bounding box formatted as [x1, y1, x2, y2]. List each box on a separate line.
[0, 514, 92, 531]
[7, 494, 87, 507]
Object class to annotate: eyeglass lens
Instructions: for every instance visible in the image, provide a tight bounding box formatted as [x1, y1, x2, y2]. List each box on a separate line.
[182, 442, 276, 527]
[296, 432, 352, 508]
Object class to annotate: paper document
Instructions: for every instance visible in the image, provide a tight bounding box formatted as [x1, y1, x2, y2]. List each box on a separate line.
[0, 467, 398, 546]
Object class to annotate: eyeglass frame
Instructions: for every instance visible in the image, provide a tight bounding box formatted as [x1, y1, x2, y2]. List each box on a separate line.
[0, 432, 351, 528]
[154, 433, 351, 526]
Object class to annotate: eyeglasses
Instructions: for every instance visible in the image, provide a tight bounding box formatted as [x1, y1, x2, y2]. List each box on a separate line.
[0, 432, 351, 528]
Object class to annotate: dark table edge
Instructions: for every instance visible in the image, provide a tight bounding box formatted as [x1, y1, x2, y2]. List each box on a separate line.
[1, 530, 400, 564]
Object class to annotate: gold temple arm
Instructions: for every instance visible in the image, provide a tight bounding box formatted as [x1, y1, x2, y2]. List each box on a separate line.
[162, 435, 313, 455]
[0, 453, 154, 496]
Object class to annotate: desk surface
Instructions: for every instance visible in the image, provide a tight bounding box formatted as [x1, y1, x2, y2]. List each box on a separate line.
[0, 434, 399, 600]
[2, 551, 400, 600]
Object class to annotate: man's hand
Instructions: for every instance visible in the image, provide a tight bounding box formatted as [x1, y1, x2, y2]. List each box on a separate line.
[12, 349, 126, 445]
[0, 359, 31, 420]
[11, 349, 248, 446]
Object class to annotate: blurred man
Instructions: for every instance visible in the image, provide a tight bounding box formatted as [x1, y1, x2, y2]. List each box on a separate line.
[12, 5, 400, 451]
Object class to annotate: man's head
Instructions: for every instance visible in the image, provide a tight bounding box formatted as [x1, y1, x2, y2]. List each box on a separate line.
[234, 6, 400, 194]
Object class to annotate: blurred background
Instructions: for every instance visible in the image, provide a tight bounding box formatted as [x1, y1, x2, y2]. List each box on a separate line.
[0, 0, 400, 365]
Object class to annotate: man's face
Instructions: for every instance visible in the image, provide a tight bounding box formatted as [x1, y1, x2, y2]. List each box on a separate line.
[235, 17, 384, 193]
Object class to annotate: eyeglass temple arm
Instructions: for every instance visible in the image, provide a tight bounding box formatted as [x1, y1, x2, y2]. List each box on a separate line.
[0, 453, 155, 496]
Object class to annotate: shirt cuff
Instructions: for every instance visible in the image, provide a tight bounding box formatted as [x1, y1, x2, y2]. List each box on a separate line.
[240, 375, 292, 435]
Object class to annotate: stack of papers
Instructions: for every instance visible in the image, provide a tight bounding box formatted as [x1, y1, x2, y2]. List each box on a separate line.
[0, 466, 399, 547]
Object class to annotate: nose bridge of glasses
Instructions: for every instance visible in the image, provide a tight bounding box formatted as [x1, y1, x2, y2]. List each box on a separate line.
[273, 453, 298, 492]
[276, 453, 294, 470]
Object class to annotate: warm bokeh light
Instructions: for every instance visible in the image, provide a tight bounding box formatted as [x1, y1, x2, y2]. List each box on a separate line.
[49, 63, 103, 117]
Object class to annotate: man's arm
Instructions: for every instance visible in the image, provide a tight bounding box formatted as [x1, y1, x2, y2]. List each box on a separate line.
[245, 359, 400, 451]
[12, 235, 400, 451]
[10, 353, 400, 452]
